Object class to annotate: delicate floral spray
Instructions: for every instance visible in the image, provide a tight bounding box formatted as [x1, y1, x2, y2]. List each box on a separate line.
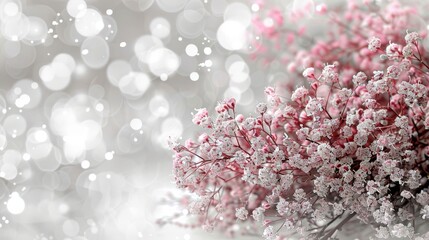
[162, 1, 429, 239]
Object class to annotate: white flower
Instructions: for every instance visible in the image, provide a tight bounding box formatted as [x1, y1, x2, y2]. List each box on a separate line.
[405, 31, 420, 44]
[368, 36, 381, 52]
[235, 207, 248, 220]
[252, 207, 265, 222]
[263, 225, 278, 240]
[421, 205, 429, 219]
[303, 67, 315, 78]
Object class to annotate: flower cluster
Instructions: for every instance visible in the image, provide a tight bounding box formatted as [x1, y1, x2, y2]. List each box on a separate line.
[165, 1, 429, 239]
[251, 0, 426, 96]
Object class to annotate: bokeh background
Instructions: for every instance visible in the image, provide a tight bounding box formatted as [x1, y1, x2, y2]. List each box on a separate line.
[1, 0, 428, 239]
[0, 0, 275, 239]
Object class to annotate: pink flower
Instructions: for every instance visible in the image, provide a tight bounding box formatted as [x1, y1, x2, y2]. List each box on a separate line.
[368, 36, 381, 52]
[385, 42, 402, 59]
[164, 1, 429, 239]
[302, 67, 315, 79]
[192, 108, 212, 128]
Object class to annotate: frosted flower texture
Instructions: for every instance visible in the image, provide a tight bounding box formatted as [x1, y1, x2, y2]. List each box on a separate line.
[368, 37, 382, 52]
[166, 1, 429, 239]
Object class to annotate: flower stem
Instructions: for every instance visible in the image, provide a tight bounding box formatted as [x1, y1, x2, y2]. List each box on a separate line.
[320, 212, 356, 240]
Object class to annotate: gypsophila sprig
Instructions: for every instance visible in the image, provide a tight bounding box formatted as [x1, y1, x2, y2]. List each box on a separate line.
[163, 1, 429, 239]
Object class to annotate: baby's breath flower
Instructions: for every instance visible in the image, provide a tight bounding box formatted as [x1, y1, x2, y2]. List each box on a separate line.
[368, 36, 382, 52]
[405, 31, 420, 44]
[168, 2, 429, 239]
